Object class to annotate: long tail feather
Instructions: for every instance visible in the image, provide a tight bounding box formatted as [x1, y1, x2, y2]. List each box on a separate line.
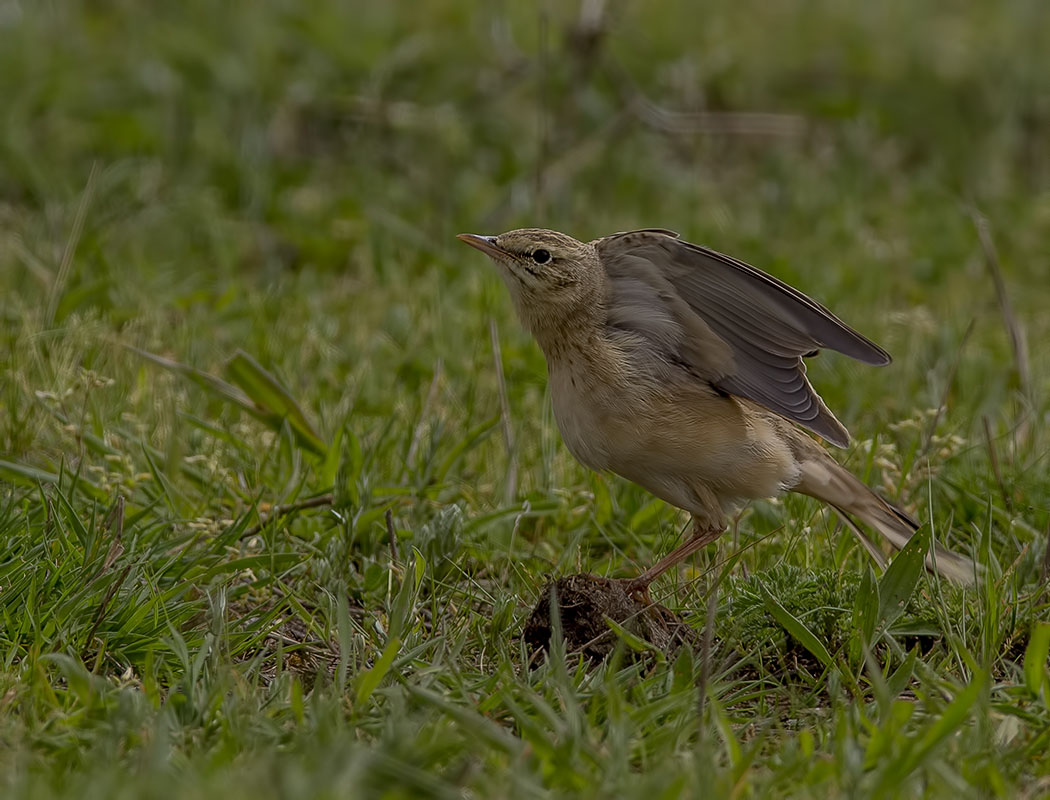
[795, 454, 976, 584]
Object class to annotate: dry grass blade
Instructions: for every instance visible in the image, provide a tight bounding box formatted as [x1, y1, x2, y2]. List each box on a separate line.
[629, 95, 807, 137]
[405, 361, 443, 477]
[386, 508, 400, 566]
[970, 209, 1032, 445]
[44, 162, 99, 327]
[1041, 522, 1050, 586]
[100, 495, 125, 574]
[240, 493, 335, 540]
[982, 416, 1011, 512]
[920, 319, 975, 461]
[534, 5, 550, 219]
[604, 55, 806, 138]
[83, 563, 133, 658]
[489, 319, 517, 502]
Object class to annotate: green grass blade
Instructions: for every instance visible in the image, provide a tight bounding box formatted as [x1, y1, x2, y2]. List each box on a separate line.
[877, 524, 931, 629]
[225, 350, 327, 456]
[355, 636, 400, 707]
[760, 583, 834, 671]
[1024, 622, 1050, 701]
[878, 671, 985, 790]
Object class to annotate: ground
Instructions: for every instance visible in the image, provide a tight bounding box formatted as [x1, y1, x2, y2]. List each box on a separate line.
[1, 1, 1049, 797]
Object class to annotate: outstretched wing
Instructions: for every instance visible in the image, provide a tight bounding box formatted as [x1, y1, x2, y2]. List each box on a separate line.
[597, 229, 890, 447]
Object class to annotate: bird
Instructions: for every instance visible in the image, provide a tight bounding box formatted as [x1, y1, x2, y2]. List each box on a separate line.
[457, 227, 975, 591]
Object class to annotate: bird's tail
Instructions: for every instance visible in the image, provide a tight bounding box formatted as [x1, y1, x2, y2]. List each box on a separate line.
[794, 454, 976, 585]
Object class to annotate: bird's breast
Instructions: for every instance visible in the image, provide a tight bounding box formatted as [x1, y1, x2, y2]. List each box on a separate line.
[547, 351, 719, 472]
[548, 363, 621, 471]
[547, 355, 800, 508]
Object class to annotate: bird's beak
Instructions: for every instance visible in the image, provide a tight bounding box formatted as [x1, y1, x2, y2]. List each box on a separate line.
[456, 233, 505, 259]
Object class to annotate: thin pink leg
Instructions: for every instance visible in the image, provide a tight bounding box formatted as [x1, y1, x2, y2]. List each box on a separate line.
[624, 522, 724, 593]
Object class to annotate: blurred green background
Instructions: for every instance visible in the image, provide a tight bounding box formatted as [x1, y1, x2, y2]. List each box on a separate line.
[1, 1, 1049, 797]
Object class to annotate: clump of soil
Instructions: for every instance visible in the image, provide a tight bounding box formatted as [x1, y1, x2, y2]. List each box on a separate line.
[522, 573, 699, 663]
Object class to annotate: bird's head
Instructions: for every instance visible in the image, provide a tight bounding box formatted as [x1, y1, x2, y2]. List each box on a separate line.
[457, 229, 603, 332]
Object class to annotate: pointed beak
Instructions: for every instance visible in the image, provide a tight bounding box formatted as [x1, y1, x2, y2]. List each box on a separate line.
[456, 233, 505, 259]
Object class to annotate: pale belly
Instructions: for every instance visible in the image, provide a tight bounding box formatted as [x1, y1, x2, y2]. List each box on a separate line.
[550, 374, 799, 522]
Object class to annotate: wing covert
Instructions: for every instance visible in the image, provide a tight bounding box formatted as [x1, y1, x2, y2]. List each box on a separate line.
[598, 230, 891, 447]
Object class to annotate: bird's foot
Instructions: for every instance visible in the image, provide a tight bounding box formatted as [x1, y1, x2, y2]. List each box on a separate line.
[617, 577, 654, 605]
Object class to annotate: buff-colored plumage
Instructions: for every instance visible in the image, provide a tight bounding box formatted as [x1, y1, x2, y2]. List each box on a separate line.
[458, 228, 974, 587]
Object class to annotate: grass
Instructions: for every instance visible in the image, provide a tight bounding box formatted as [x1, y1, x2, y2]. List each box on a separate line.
[1, 0, 1049, 797]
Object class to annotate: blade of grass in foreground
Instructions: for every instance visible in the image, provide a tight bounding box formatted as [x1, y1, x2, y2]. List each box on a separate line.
[874, 671, 985, 794]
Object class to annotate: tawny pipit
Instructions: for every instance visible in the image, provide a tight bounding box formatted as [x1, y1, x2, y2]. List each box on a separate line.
[458, 228, 974, 589]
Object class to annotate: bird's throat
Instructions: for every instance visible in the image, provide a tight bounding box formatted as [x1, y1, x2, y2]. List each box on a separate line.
[527, 306, 606, 364]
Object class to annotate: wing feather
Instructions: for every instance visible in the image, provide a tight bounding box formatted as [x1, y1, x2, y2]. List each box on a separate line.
[598, 230, 891, 447]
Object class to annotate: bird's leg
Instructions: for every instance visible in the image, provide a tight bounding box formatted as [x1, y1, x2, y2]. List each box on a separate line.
[623, 519, 724, 597]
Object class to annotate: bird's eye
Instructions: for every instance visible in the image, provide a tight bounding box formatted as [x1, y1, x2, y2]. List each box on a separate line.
[532, 249, 551, 264]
